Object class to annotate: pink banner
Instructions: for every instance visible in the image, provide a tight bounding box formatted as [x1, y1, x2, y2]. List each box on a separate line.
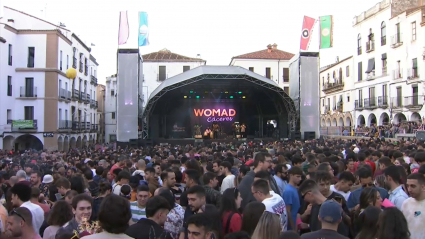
[118, 11, 129, 45]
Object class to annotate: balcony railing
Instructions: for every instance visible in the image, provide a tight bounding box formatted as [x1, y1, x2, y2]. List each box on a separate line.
[85, 94, 91, 104]
[72, 57, 77, 69]
[84, 66, 88, 76]
[8, 119, 38, 130]
[72, 121, 80, 130]
[336, 102, 343, 112]
[72, 89, 80, 100]
[382, 67, 388, 76]
[378, 96, 388, 107]
[391, 33, 403, 47]
[381, 36, 386, 46]
[90, 75, 98, 86]
[404, 95, 424, 107]
[324, 105, 330, 113]
[407, 68, 419, 79]
[322, 81, 344, 93]
[59, 120, 72, 129]
[364, 97, 377, 108]
[91, 124, 99, 131]
[90, 100, 98, 108]
[393, 69, 403, 80]
[80, 92, 87, 101]
[366, 40, 375, 52]
[19, 86, 37, 97]
[357, 46, 362, 55]
[390, 97, 403, 108]
[59, 88, 71, 100]
[355, 100, 363, 110]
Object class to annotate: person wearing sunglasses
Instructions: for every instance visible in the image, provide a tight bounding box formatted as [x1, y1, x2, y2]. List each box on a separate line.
[7, 207, 41, 239]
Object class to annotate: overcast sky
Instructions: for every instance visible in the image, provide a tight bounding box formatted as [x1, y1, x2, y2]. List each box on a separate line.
[5, 0, 380, 84]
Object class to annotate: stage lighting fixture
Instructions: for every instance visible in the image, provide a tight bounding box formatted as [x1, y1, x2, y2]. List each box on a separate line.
[205, 91, 208, 93]
[184, 96, 187, 98]
[242, 96, 246, 98]
[189, 96, 192, 98]
[189, 91, 193, 93]
[230, 96, 233, 99]
[225, 91, 228, 94]
[196, 96, 200, 99]
[238, 91, 242, 94]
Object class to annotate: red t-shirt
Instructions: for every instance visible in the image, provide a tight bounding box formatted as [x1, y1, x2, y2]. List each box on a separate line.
[109, 164, 120, 180]
[354, 160, 376, 174]
[222, 211, 242, 235]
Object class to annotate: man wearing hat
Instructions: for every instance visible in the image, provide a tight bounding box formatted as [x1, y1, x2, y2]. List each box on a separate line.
[300, 200, 349, 239]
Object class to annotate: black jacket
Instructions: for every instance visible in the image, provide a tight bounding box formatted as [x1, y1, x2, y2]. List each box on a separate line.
[126, 218, 172, 239]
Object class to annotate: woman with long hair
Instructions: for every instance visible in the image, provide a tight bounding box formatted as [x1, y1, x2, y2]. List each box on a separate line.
[220, 188, 243, 236]
[240, 201, 265, 236]
[353, 187, 382, 236]
[43, 201, 74, 239]
[251, 211, 281, 239]
[355, 206, 381, 239]
[376, 207, 410, 239]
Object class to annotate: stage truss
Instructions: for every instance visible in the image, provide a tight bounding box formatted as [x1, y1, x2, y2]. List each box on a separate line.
[140, 74, 298, 139]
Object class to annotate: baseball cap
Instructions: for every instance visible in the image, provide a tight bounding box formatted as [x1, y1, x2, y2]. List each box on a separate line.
[319, 200, 342, 224]
[42, 174, 54, 184]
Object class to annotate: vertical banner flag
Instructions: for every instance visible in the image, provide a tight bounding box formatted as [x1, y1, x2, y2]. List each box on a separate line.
[320, 15, 333, 49]
[138, 12, 149, 46]
[300, 16, 316, 51]
[118, 11, 129, 45]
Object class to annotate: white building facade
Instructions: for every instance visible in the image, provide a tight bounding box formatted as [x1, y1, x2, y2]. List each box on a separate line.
[0, 6, 99, 150]
[105, 75, 117, 143]
[229, 44, 294, 92]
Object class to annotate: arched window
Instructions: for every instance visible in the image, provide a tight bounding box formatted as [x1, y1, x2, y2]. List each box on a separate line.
[381, 22, 386, 45]
[357, 34, 362, 55]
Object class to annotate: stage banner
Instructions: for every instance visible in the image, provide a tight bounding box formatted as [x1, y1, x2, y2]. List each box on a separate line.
[118, 11, 129, 45]
[300, 16, 316, 51]
[138, 12, 149, 46]
[320, 15, 333, 49]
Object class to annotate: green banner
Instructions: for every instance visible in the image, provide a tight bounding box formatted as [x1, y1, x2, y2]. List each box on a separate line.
[320, 15, 333, 49]
[13, 120, 33, 128]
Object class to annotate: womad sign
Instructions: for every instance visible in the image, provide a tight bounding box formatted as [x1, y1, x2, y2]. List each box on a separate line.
[193, 108, 236, 123]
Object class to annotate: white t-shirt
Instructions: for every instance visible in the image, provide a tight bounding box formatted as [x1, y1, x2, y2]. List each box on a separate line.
[220, 174, 235, 193]
[401, 197, 425, 239]
[112, 183, 122, 195]
[330, 185, 351, 201]
[262, 193, 287, 232]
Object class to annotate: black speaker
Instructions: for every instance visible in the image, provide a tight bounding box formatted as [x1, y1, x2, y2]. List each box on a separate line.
[416, 131, 425, 141]
[129, 139, 138, 148]
[291, 131, 301, 140]
[304, 131, 316, 140]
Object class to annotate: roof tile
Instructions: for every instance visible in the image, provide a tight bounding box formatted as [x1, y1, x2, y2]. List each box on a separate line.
[142, 49, 206, 62]
[233, 45, 295, 60]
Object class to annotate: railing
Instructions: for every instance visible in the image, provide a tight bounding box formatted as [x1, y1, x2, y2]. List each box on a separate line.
[19, 86, 37, 97]
[322, 81, 344, 92]
[79, 61, 83, 73]
[378, 96, 388, 107]
[80, 92, 87, 101]
[59, 88, 71, 100]
[367, 70, 376, 79]
[90, 100, 98, 108]
[355, 100, 363, 109]
[59, 120, 72, 129]
[91, 124, 99, 131]
[391, 33, 403, 47]
[84, 66, 88, 76]
[320, 127, 352, 136]
[390, 97, 403, 108]
[9, 119, 38, 130]
[407, 68, 419, 79]
[85, 94, 90, 104]
[393, 69, 403, 80]
[336, 102, 343, 112]
[90, 75, 98, 85]
[72, 121, 80, 130]
[72, 57, 77, 69]
[364, 97, 377, 108]
[382, 67, 388, 76]
[357, 46, 362, 55]
[72, 89, 80, 100]
[366, 40, 375, 52]
[404, 95, 424, 107]
[381, 36, 386, 46]
[324, 105, 330, 113]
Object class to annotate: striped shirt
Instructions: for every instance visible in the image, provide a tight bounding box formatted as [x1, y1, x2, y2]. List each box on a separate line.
[130, 201, 146, 222]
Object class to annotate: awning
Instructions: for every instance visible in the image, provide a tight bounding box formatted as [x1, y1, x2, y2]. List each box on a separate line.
[381, 53, 387, 60]
[365, 58, 375, 73]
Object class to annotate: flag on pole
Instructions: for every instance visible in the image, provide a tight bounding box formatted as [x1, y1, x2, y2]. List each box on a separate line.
[320, 15, 333, 49]
[118, 11, 129, 45]
[138, 12, 149, 46]
[300, 16, 316, 51]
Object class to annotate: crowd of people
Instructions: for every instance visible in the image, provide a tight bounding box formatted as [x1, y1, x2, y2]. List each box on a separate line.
[0, 137, 424, 239]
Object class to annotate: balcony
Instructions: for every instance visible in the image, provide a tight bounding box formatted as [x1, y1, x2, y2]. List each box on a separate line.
[336, 102, 343, 112]
[357, 46, 362, 55]
[390, 97, 403, 108]
[85, 94, 90, 104]
[382, 67, 388, 76]
[355, 100, 363, 110]
[323, 105, 330, 114]
[72, 121, 80, 131]
[91, 124, 99, 132]
[90, 75, 98, 86]
[381, 36, 386, 46]
[407, 68, 419, 80]
[366, 70, 376, 80]
[72, 89, 80, 101]
[59, 120, 72, 130]
[322, 81, 344, 93]
[19, 86, 37, 98]
[366, 40, 375, 53]
[364, 97, 377, 109]
[391, 33, 403, 48]
[378, 96, 388, 108]
[59, 88, 71, 101]
[8, 119, 38, 131]
[72, 57, 77, 69]
[80, 92, 87, 102]
[393, 69, 403, 80]
[79, 61, 83, 73]
[90, 100, 98, 108]
[84, 66, 88, 76]
[404, 95, 424, 109]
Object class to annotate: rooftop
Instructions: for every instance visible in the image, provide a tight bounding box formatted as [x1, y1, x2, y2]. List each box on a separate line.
[352, 0, 390, 26]
[142, 49, 206, 62]
[231, 44, 295, 61]
[320, 56, 353, 73]
[4, 6, 69, 31]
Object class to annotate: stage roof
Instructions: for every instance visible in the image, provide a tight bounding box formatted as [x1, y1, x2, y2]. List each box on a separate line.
[148, 65, 280, 102]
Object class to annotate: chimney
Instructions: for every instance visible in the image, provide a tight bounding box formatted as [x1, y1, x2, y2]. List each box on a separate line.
[272, 43, 278, 49]
[267, 44, 272, 53]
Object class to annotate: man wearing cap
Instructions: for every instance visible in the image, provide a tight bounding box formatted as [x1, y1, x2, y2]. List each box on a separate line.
[301, 200, 349, 239]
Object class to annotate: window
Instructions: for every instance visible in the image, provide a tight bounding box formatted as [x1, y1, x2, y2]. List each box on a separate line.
[8, 44, 12, 66]
[248, 67, 254, 72]
[110, 134, 117, 142]
[59, 108, 62, 122]
[65, 82, 68, 90]
[322, 99, 324, 106]
[25, 78, 34, 97]
[412, 22, 416, 41]
[265, 68, 271, 79]
[24, 106, 34, 120]
[67, 55, 69, 69]
[358, 62, 362, 81]
[111, 90, 115, 96]
[346, 66, 349, 77]
[7, 76, 12, 96]
[158, 66, 166, 81]
[284, 87, 289, 94]
[60, 50, 63, 70]
[338, 68, 343, 82]
[27, 47, 35, 68]
[347, 96, 350, 102]
[382, 84, 387, 97]
[381, 22, 386, 45]
[7, 109, 11, 121]
[183, 66, 190, 72]
[283, 68, 289, 82]
[412, 58, 418, 78]
[357, 34, 362, 55]
[396, 23, 401, 43]
[111, 112, 116, 119]
[65, 109, 68, 121]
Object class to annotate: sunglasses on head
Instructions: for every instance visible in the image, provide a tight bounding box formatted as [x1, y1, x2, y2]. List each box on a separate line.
[11, 209, 25, 222]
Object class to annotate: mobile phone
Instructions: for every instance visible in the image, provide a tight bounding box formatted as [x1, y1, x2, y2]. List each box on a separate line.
[55, 193, 62, 201]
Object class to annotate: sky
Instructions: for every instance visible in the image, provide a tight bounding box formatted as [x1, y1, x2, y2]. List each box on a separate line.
[4, 0, 381, 84]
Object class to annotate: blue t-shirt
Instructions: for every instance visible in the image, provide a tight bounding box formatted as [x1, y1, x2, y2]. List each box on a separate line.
[283, 184, 300, 230]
